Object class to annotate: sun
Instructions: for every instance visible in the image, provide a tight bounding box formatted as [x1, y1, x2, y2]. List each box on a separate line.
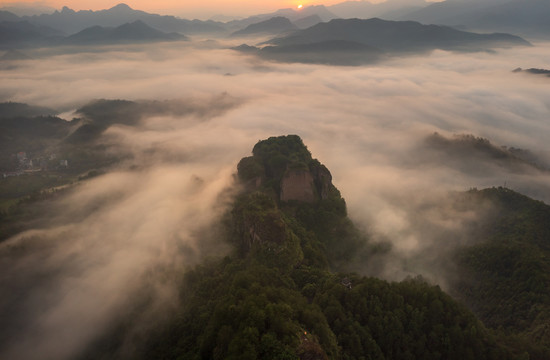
[297, 4, 303, 9]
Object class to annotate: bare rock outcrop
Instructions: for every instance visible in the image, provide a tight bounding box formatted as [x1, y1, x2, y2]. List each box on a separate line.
[280, 169, 316, 202]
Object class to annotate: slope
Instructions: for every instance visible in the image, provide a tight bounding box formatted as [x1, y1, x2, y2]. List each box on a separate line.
[64, 20, 186, 45]
[230, 16, 297, 37]
[137, 135, 513, 360]
[242, 18, 530, 65]
[451, 187, 550, 358]
[399, 0, 550, 38]
[266, 18, 530, 52]
[25, 3, 225, 35]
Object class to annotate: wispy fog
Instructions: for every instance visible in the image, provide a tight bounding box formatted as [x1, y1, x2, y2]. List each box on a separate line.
[1, 40, 550, 358]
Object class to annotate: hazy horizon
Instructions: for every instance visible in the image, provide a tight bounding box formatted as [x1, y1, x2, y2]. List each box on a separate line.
[1, 0, 442, 20]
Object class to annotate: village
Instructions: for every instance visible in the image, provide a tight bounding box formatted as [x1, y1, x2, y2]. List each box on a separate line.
[2, 151, 69, 178]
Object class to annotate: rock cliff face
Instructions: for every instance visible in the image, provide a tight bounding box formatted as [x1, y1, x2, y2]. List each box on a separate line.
[237, 135, 335, 203]
[280, 169, 316, 202]
[311, 162, 332, 200]
[280, 164, 333, 202]
[234, 135, 348, 258]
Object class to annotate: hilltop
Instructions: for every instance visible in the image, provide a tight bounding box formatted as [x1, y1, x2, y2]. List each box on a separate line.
[134, 135, 518, 359]
[63, 20, 186, 45]
[236, 18, 530, 65]
[451, 187, 550, 356]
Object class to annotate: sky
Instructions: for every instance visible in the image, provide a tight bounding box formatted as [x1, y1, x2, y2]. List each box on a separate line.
[0, 0, 434, 19]
[4, 0, 337, 17]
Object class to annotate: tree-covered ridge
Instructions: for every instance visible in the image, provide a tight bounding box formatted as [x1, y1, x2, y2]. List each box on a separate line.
[424, 132, 549, 172]
[142, 135, 512, 360]
[148, 260, 509, 360]
[234, 135, 361, 266]
[453, 187, 550, 358]
[238, 135, 334, 200]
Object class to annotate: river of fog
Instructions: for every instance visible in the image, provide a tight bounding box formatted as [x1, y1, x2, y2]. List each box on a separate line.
[1, 40, 550, 359]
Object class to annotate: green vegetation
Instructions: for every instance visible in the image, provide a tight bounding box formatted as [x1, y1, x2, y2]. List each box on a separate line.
[424, 132, 548, 172]
[147, 262, 508, 360]
[0, 173, 68, 201]
[140, 136, 514, 359]
[0, 107, 124, 242]
[4, 133, 548, 359]
[453, 187, 550, 358]
[235, 135, 363, 266]
[0, 181, 74, 242]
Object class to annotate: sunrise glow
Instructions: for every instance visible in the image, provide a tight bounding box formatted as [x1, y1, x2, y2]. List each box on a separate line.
[298, 4, 303, 9]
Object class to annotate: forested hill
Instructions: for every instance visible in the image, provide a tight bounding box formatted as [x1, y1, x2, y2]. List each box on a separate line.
[452, 187, 550, 358]
[134, 135, 515, 360]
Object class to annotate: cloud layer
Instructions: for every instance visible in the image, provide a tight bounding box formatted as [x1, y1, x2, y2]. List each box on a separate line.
[1, 41, 550, 358]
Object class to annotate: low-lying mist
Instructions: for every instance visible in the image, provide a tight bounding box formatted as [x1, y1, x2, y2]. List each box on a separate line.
[1, 40, 550, 359]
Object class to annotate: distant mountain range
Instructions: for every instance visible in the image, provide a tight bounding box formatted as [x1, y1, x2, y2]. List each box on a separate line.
[293, 15, 324, 29]
[0, 4, 225, 34]
[398, 0, 550, 38]
[328, 0, 430, 20]
[0, 3, 337, 48]
[1, 1, 546, 51]
[230, 16, 297, 37]
[227, 0, 549, 39]
[0, 20, 64, 48]
[0, 10, 20, 22]
[0, 19, 186, 48]
[257, 40, 384, 66]
[513, 67, 550, 78]
[0, 4, 56, 17]
[266, 18, 530, 51]
[327, 0, 550, 38]
[237, 18, 530, 65]
[15, 3, 225, 35]
[229, 13, 334, 37]
[423, 132, 550, 174]
[224, 5, 338, 31]
[0, 102, 57, 118]
[1, 0, 549, 40]
[64, 20, 187, 45]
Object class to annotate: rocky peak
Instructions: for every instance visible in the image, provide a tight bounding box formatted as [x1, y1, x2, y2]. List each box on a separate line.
[237, 135, 335, 203]
[61, 6, 75, 13]
[110, 3, 133, 11]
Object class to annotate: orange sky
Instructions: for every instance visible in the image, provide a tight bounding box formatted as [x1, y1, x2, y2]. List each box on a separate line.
[1, 0, 391, 18]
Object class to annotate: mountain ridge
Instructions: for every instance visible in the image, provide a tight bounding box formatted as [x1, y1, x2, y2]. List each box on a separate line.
[266, 18, 530, 51]
[230, 16, 297, 37]
[137, 135, 526, 359]
[398, 0, 550, 38]
[20, 3, 225, 35]
[235, 17, 530, 65]
[64, 20, 187, 45]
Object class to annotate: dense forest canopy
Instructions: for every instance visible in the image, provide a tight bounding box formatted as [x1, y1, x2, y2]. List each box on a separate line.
[135, 136, 549, 360]
[2, 133, 550, 359]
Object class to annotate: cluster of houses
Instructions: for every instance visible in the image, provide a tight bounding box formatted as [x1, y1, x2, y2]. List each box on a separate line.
[2, 151, 69, 178]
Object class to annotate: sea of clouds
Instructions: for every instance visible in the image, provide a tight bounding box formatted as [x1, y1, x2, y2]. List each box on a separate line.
[1, 39, 550, 359]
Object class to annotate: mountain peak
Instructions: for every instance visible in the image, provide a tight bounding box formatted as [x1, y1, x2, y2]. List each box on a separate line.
[233, 135, 359, 266]
[110, 3, 133, 11]
[61, 6, 75, 13]
[238, 135, 335, 203]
